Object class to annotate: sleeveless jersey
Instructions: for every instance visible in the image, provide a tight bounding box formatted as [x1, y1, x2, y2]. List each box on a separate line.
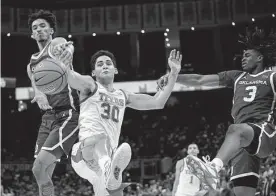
[175, 158, 200, 196]
[29, 41, 79, 110]
[78, 82, 127, 150]
[218, 70, 276, 124]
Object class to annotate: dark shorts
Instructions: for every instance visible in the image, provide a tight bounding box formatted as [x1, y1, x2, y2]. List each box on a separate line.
[229, 149, 260, 188]
[245, 122, 276, 158]
[34, 108, 79, 158]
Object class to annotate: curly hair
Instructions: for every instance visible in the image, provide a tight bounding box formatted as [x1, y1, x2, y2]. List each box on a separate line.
[238, 26, 276, 67]
[28, 10, 57, 32]
[90, 50, 117, 70]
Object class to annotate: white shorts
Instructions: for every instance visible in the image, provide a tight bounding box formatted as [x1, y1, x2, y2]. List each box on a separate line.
[78, 127, 118, 153]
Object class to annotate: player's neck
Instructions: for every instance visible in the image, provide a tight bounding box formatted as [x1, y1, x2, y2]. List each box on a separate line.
[101, 82, 115, 92]
[37, 39, 52, 51]
[250, 66, 264, 75]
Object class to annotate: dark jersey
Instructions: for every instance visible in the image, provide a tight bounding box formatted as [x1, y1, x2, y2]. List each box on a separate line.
[218, 70, 276, 124]
[29, 41, 79, 110]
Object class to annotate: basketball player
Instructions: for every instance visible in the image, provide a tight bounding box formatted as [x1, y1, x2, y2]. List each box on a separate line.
[157, 27, 276, 196]
[172, 144, 208, 196]
[64, 49, 182, 196]
[26, 10, 79, 196]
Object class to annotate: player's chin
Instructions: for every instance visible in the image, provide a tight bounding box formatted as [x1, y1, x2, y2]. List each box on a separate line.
[37, 38, 47, 42]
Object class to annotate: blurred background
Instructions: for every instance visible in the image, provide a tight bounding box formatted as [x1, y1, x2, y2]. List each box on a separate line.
[1, 0, 276, 195]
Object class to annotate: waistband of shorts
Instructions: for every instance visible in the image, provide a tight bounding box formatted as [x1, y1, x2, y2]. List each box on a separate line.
[41, 106, 79, 113]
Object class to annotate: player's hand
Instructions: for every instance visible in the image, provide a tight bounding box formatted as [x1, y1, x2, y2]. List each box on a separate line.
[59, 42, 74, 66]
[168, 49, 182, 75]
[156, 74, 169, 91]
[31, 93, 52, 110]
[53, 41, 74, 67]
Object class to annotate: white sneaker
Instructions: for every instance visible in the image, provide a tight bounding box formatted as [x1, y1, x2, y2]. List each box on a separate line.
[106, 143, 132, 190]
[186, 155, 218, 190]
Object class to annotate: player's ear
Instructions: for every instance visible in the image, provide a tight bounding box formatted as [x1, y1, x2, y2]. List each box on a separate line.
[114, 68, 118, 74]
[50, 28, 54, 35]
[257, 54, 263, 62]
[31, 34, 35, 39]
[92, 70, 96, 77]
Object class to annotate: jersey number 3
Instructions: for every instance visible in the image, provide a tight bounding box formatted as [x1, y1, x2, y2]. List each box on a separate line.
[243, 86, 257, 102]
[101, 103, 119, 122]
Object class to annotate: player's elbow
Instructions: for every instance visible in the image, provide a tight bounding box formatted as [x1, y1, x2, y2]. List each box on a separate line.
[155, 101, 165, 109]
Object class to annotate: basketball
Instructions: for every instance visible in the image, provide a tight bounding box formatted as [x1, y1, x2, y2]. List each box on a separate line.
[33, 58, 68, 95]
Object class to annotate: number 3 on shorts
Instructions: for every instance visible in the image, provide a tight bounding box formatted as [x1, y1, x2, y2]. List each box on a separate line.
[243, 86, 257, 102]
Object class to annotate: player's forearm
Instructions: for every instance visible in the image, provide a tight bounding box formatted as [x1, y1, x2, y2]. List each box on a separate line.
[176, 74, 201, 86]
[67, 69, 94, 92]
[154, 72, 178, 108]
[172, 180, 179, 196]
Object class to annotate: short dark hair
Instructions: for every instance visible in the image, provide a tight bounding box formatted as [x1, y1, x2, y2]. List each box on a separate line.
[188, 143, 198, 148]
[28, 10, 57, 32]
[239, 26, 276, 67]
[90, 50, 117, 70]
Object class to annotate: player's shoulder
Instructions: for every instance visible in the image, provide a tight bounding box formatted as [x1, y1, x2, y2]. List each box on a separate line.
[218, 69, 245, 80]
[176, 158, 185, 167]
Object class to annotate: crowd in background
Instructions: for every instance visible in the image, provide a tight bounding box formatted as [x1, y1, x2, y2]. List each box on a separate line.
[2, 92, 276, 196]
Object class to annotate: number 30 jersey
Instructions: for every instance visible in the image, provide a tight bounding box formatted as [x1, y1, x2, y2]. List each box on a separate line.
[78, 82, 127, 150]
[218, 70, 276, 124]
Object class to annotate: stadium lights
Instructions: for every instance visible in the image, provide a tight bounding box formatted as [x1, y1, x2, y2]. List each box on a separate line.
[273, 14, 275, 17]
[232, 22, 235, 26]
[92, 33, 96, 36]
[166, 43, 170, 47]
[165, 38, 169, 42]
[252, 18, 255, 22]
[166, 28, 170, 32]
[191, 27, 195, 31]
[7, 33, 11, 37]
[68, 34, 72, 38]
[164, 32, 168, 36]
[116, 31, 121, 35]
[141, 30, 145, 33]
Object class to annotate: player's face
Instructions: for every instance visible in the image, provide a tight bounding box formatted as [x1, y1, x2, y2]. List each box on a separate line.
[242, 50, 262, 72]
[31, 19, 53, 42]
[187, 144, 199, 156]
[93, 55, 118, 80]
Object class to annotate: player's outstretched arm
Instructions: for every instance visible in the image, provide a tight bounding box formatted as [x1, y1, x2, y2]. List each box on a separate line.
[157, 73, 221, 90]
[172, 161, 182, 196]
[66, 69, 96, 94]
[177, 74, 220, 87]
[125, 49, 181, 110]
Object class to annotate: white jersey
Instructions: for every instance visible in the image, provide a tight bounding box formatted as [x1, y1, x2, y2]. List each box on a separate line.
[78, 82, 127, 150]
[175, 158, 201, 196]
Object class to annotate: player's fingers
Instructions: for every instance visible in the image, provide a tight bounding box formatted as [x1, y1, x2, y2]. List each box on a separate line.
[172, 49, 176, 59]
[169, 50, 174, 59]
[59, 51, 68, 60]
[41, 104, 49, 110]
[65, 41, 73, 47]
[176, 51, 180, 60]
[45, 105, 52, 110]
[179, 54, 183, 62]
[31, 98, 36, 103]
